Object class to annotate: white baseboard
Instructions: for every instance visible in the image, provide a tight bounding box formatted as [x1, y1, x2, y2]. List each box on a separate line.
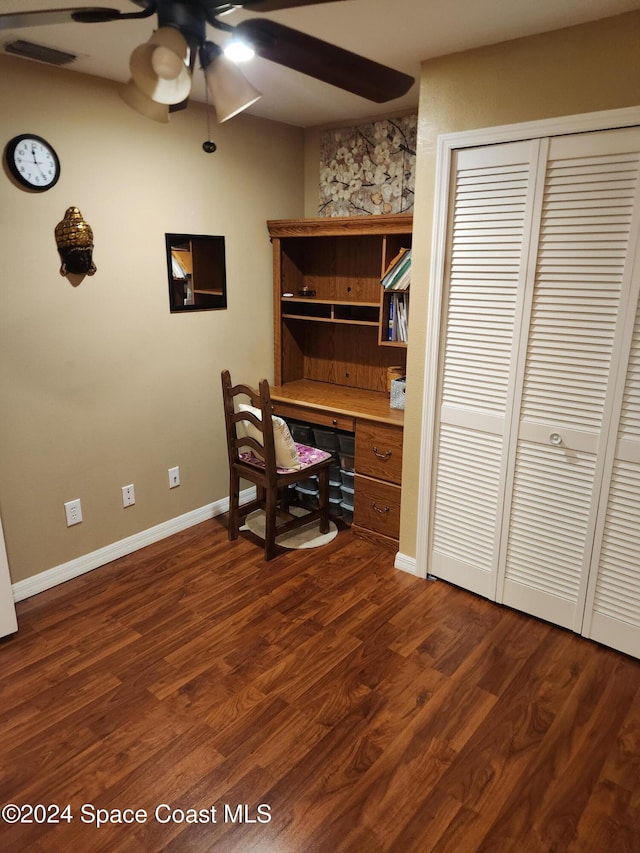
[393, 551, 437, 582]
[12, 488, 255, 603]
[394, 551, 418, 576]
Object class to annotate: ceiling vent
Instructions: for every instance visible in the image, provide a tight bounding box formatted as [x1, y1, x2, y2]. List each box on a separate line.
[4, 39, 77, 66]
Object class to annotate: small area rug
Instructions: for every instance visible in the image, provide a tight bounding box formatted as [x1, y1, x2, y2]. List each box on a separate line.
[242, 507, 338, 550]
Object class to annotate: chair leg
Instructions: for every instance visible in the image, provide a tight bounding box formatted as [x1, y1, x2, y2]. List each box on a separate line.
[264, 485, 279, 561]
[228, 471, 240, 541]
[318, 467, 330, 535]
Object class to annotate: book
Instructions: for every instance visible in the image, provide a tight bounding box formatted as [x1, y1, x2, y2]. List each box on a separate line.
[382, 246, 408, 279]
[390, 260, 411, 291]
[397, 294, 408, 342]
[388, 293, 409, 342]
[381, 247, 411, 290]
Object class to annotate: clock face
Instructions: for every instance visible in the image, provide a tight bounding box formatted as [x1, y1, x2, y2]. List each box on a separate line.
[5, 134, 60, 191]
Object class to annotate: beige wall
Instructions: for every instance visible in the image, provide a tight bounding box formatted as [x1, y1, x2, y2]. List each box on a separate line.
[0, 55, 304, 583]
[399, 11, 640, 561]
[4, 10, 639, 588]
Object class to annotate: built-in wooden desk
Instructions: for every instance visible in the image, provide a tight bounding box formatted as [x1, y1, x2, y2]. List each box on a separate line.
[270, 380, 404, 427]
[268, 215, 412, 551]
[270, 380, 404, 549]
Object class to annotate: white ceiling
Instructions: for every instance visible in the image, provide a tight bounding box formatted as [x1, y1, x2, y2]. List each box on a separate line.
[2, 0, 639, 127]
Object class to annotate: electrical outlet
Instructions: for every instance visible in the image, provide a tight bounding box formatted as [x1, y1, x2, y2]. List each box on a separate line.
[121, 484, 135, 507]
[168, 466, 180, 488]
[64, 498, 83, 527]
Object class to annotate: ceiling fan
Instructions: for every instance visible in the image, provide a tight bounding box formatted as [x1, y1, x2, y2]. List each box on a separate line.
[0, 1, 415, 123]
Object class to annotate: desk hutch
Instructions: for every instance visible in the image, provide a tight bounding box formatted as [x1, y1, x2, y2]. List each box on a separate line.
[267, 214, 412, 549]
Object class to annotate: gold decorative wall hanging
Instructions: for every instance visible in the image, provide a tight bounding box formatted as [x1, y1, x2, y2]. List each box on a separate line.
[54, 206, 97, 276]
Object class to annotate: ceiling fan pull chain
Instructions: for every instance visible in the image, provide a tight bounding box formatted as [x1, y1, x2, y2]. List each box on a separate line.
[202, 62, 217, 153]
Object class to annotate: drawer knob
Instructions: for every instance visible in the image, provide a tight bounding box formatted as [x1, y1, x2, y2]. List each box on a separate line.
[332, 418, 337, 425]
[371, 502, 390, 514]
[372, 446, 392, 460]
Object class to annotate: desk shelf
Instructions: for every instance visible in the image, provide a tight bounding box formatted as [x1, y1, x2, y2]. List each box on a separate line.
[282, 298, 380, 327]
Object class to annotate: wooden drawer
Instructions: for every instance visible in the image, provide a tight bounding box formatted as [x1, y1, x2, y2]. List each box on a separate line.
[355, 421, 403, 484]
[354, 474, 401, 540]
[271, 401, 355, 433]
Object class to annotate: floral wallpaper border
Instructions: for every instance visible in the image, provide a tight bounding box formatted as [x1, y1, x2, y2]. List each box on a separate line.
[318, 114, 417, 217]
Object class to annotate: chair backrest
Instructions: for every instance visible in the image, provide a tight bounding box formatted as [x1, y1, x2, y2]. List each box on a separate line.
[221, 369, 277, 479]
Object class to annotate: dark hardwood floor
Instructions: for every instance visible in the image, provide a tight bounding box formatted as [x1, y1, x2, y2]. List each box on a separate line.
[1, 517, 639, 852]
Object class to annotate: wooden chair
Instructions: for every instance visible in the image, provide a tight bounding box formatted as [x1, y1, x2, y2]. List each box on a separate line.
[221, 369, 333, 560]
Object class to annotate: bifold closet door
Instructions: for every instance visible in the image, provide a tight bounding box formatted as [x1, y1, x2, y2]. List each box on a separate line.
[430, 125, 640, 654]
[497, 127, 640, 633]
[582, 271, 640, 657]
[429, 139, 542, 598]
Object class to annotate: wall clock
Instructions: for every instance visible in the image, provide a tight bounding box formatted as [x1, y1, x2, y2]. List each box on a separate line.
[4, 134, 60, 191]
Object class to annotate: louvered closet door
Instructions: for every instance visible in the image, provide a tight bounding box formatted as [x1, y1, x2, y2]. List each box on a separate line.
[498, 127, 640, 632]
[430, 140, 542, 597]
[583, 258, 640, 657]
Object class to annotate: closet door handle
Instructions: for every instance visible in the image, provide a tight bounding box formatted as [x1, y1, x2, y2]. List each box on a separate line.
[372, 446, 392, 460]
[549, 432, 563, 446]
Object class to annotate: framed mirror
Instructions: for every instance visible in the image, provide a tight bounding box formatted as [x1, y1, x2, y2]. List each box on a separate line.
[166, 233, 227, 312]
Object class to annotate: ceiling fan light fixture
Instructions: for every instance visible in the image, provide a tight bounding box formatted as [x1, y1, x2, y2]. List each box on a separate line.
[151, 44, 186, 80]
[201, 43, 261, 123]
[223, 38, 254, 63]
[120, 79, 169, 123]
[130, 27, 191, 105]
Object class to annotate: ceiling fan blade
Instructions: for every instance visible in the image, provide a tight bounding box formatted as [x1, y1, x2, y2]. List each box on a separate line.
[234, 18, 414, 102]
[0, 8, 125, 31]
[237, 0, 348, 11]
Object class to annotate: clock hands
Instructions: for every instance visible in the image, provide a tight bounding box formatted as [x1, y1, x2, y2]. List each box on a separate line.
[20, 141, 52, 184]
[30, 142, 49, 179]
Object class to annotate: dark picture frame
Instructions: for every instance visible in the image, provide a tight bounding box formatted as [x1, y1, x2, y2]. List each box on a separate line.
[166, 233, 227, 312]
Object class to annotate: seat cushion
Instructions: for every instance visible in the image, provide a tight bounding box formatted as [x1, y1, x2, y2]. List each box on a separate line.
[295, 443, 332, 467]
[240, 442, 332, 474]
